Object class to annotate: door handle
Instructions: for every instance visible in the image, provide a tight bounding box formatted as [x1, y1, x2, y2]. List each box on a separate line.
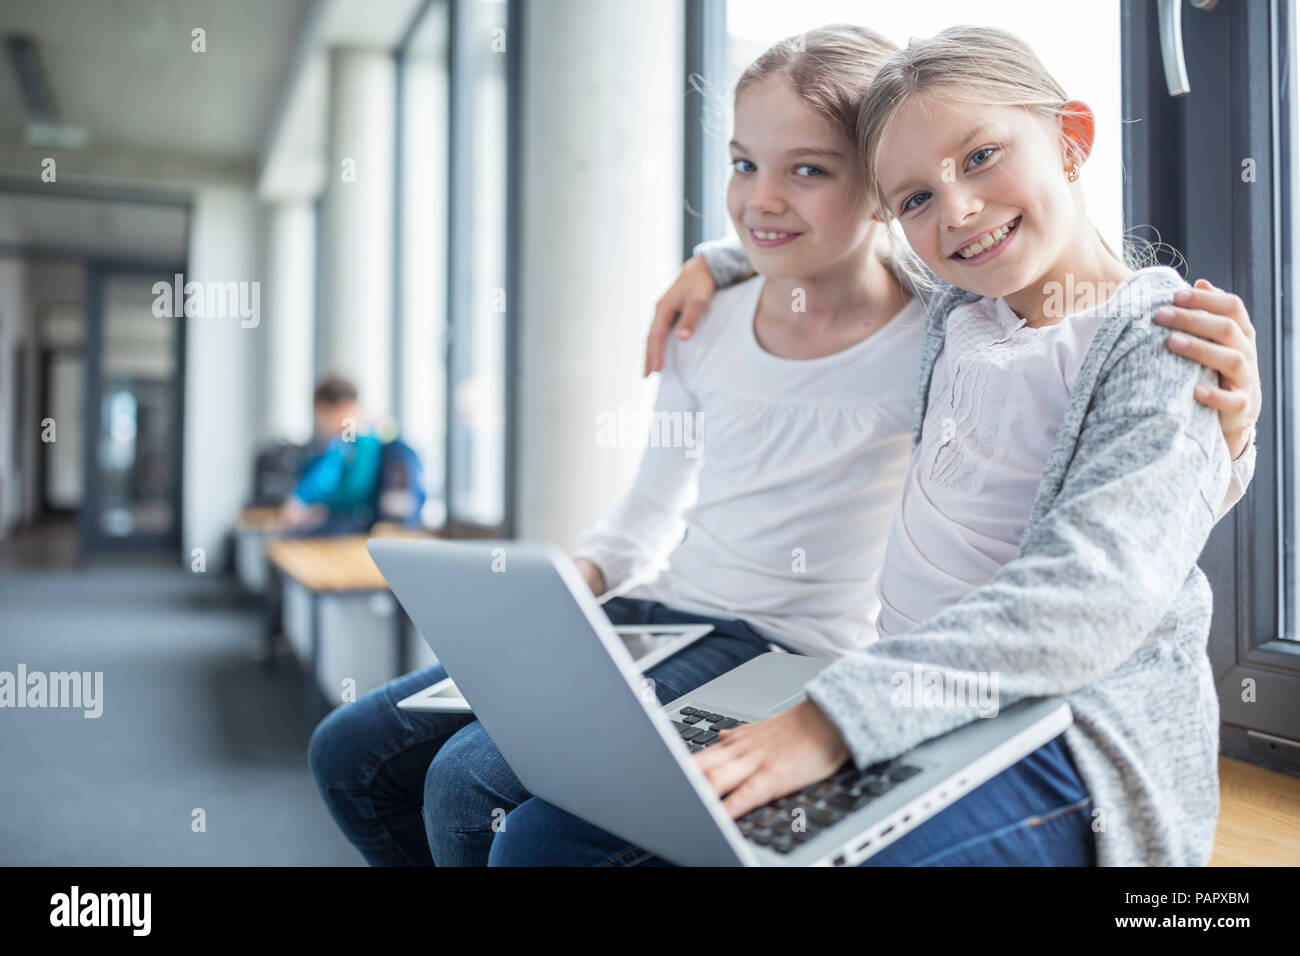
[1158, 0, 1220, 97]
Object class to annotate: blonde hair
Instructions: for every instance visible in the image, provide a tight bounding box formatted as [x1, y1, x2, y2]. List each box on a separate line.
[736, 24, 898, 148]
[856, 25, 1146, 292]
[734, 24, 908, 285]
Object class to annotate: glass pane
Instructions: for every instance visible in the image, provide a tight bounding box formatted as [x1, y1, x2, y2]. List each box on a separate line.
[398, 0, 451, 528]
[449, 0, 508, 528]
[1283, 1, 1299, 640]
[720, 2, 1125, 251]
[97, 274, 177, 538]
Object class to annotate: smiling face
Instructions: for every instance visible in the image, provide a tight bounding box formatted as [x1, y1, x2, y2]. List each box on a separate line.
[875, 93, 1082, 301]
[727, 75, 876, 280]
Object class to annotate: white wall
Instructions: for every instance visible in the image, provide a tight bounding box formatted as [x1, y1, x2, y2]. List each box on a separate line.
[183, 186, 261, 567]
[515, 0, 684, 548]
[32, 269, 85, 515]
[22, 261, 86, 524]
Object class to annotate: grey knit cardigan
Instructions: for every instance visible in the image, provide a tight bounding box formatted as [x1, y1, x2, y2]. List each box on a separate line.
[698, 241, 1235, 865]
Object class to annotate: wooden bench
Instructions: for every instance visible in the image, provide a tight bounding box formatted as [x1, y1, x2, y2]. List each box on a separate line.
[266, 524, 437, 712]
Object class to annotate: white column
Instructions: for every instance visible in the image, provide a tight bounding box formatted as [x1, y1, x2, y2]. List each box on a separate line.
[321, 48, 396, 419]
[183, 186, 260, 567]
[261, 199, 316, 444]
[515, 1, 684, 547]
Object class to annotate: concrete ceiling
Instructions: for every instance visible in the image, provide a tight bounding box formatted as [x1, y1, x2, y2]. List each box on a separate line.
[0, 0, 314, 184]
[0, 0, 425, 252]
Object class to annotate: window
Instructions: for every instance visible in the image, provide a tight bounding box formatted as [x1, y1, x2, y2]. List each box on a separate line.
[1282, 0, 1299, 642]
[1122, 0, 1300, 769]
[695, 1, 1125, 251]
[395, 0, 516, 535]
[446, 0, 514, 533]
[397, 0, 451, 528]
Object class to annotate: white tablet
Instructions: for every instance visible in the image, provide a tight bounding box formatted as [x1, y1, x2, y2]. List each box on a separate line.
[396, 623, 715, 712]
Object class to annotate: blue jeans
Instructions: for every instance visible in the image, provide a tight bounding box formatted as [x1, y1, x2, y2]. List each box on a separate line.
[484, 732, 1095, 866]
[307, 596, 786, 865]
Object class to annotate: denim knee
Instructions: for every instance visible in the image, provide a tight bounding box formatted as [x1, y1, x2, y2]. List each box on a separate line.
[421, 736, 464, 832]
[306, 704, 355, 790]
[423, 722, 518, 857]
[487, 800, 565, 866]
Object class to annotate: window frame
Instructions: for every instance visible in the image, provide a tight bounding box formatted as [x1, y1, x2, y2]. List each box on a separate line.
[683, 0, 728, 261]
[437, 0, 521, 538]
[1123, 0, 1300, 771]
[394, 0, 452, 530]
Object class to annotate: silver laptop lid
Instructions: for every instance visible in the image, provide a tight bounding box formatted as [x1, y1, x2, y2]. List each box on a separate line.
[368, 538, 757, 866]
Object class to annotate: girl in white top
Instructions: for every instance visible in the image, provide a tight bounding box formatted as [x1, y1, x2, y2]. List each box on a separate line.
[576, 275, 925, 657]
[572, 25, 924, 654]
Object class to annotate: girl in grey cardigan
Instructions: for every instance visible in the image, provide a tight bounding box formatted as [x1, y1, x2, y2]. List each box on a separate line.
[681, 27, 1259, 866]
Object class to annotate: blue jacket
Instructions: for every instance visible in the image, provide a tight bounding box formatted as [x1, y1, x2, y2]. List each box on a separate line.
[293, 433, 384, 511]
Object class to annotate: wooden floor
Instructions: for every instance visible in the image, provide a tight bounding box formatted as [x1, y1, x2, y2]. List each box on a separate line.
[1211, 756, 1300, 865]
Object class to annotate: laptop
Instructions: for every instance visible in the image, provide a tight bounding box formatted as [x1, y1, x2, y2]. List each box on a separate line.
[368, 539, 1073, 867]
[396, 624, 716, 712]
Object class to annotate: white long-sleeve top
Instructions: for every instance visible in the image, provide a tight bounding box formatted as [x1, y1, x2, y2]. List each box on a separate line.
[573, 275, 928, 657]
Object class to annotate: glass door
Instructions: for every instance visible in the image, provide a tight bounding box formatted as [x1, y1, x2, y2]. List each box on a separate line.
[81, 264, 185, 552]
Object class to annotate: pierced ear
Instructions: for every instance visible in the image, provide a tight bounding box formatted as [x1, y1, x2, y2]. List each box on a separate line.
[1059, 99, 1096, 170]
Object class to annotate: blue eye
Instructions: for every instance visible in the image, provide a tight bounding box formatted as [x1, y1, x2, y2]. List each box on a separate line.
[794, 164, 825, 177]
[969, 146, 996, 168]
[731, 158, 756, 173]
[901, 191, 931, 213]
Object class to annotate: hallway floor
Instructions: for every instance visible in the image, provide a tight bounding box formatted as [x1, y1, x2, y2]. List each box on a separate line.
[0, 563, 362, 865]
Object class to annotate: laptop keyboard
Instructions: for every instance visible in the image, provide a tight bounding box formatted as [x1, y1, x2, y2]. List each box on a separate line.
[671, 704, 923, 855]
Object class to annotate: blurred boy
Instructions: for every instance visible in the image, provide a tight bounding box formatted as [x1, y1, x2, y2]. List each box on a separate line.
[279, 375, 384, 535]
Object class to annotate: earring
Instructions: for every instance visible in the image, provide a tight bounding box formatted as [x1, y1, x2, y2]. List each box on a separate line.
[1067, 164, 1080, 183]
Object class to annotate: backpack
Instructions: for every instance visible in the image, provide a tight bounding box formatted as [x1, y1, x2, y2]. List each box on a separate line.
[375, 438, 427, 525]
[250, 438, 317, 507]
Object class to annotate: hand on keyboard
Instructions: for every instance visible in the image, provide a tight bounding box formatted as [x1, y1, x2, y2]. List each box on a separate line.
[688, 697, 852, 820]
